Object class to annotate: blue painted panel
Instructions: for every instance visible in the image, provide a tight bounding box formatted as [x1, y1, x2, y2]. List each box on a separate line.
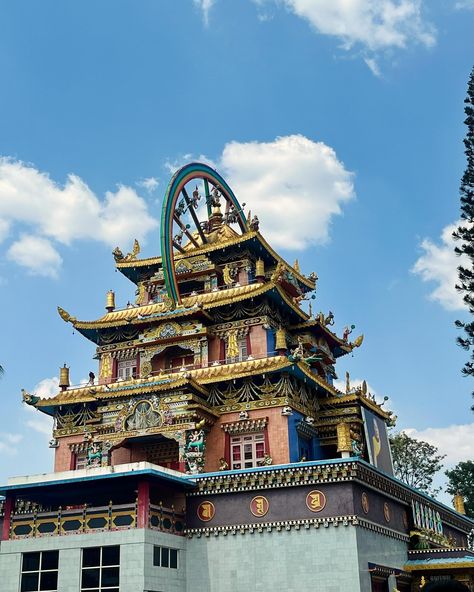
[266, 328, 276, 355]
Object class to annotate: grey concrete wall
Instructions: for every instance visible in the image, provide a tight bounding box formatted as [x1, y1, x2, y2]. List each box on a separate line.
[355, 527, 408, 592]
[0, 529, 186, 592]
[185, 525, 362, 592]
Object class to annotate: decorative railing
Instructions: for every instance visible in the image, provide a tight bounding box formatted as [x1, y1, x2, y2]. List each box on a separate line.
[9, 501, 185, 539]
[149, 503, 185, 535]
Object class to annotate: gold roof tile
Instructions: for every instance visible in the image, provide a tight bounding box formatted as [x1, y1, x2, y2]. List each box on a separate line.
[60, 281, 308, 330]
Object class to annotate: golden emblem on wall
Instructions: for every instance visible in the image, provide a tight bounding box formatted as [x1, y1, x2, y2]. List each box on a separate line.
[361, 492, 369, 514]
[99, 353, 113, 380]
[383, 502, 391, 523]
[305, 490, 326, 513]
[250, 495, 269, 517]
[197, 501, 215, 522]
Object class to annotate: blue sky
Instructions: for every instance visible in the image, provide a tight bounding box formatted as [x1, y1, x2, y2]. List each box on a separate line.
[0, 1, 472, 501]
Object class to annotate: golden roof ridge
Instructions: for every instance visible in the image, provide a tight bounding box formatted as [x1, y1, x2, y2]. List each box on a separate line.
[59, 281, 308, 330]
[114, 230, 315, 290]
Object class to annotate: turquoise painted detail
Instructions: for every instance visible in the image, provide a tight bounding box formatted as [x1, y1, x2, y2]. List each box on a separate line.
[160, 163, 248, 306]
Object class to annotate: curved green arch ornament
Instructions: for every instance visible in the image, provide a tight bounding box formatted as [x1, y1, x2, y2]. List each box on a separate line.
[160, 162, 248, 307]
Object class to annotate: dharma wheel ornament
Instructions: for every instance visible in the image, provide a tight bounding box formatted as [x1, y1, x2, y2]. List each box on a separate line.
[161, 163, 249, 309]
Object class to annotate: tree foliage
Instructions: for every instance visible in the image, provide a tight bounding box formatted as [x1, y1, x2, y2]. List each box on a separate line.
[453, 66, 474, 403]
[389, 432, 445, 496]
[445, 460, 474, 518]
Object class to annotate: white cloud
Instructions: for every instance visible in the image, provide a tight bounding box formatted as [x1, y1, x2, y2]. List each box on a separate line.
[137, 177, 159, 193]
[194, 0, 215, 25]
[364, 57, 381, 77]
[404, 423, 474, 466]
[23, 377, 58, 437]
[0, 432, 23, 455]
[219, 134, 355, 249]
[0, 157, 158, 275]
[0, 218, 10, 243]
[412, 220, 469, 311]
[7, 235, 62, 278]
[455, 0, 474, 9]
[33, 377, 59, 399]
[256, 0, 436, 51]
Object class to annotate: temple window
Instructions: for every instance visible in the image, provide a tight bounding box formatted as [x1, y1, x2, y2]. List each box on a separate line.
[75, 452, 88, 470]
[153, 546, 179, 569]
[117, 359, 137, 380]
[81, 546, 120, 592]
[21, 550, 59, 592]
[230, 433, 265, 470]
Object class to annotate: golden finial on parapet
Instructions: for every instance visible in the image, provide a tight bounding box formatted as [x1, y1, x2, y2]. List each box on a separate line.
[59, 364, 70, 391]
[255, 258, 265, 281]
[453, 492, 466, 515]
[106, 290, 115, 312]
[293, 259, 300, 273]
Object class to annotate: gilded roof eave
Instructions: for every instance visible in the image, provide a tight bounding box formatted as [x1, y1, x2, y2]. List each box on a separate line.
[289, 319, 352, 351]
[321, 393, 391, 420]
[59, 281, 308, 331]
[115, 230, 316, 290]
[32, 355, 332, 409]
[35, 376, 209, 407]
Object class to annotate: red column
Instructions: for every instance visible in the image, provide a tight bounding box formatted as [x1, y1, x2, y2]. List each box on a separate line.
[136, 481, 150, 529]
[2, 495, 14, 540]
[246, 334, 252, 356]
[224, 432, 231, 468]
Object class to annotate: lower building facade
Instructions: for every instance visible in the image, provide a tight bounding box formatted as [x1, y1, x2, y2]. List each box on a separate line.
[0, 459, 473, 592]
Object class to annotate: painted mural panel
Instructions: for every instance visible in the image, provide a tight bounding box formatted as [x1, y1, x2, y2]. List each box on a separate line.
[361, 407, 394, 476]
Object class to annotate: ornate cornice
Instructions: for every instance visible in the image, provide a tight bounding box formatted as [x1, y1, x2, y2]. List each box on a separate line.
[184, 515, 409, 542]
[289, 318, 352, 351]
[221, 418, 268, 434]
[185, 515, 358, 537]
[321, 393, 391, 420]
[188, 461, 358, 496]
[58, 281, 309, 332]
[114, 230, 315, 291]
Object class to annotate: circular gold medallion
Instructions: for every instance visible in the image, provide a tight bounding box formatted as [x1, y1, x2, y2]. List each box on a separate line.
[361, 492, 369, 514]
[250, 495, 269, 517]
[197, 501, 215, 522]
[305, 490, 326, 513]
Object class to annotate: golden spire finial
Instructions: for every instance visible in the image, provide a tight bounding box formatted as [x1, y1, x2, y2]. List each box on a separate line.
[59, 364, 70, 391]
[106, 290, 115, 312]
[453, 492, 466, 515]
[293, 259, 300, 273]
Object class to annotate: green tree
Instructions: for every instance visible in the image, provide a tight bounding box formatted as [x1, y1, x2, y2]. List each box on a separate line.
[445, 460, 474, 518]
[453, 66, 474, 404]
[389, 432, 445, 496]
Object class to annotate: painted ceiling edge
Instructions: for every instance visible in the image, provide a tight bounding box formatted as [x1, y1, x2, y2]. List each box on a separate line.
[160, 162, 248, 307]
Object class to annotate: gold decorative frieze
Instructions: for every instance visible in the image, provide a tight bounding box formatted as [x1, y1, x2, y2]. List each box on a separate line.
[221, 418, 268, 435]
